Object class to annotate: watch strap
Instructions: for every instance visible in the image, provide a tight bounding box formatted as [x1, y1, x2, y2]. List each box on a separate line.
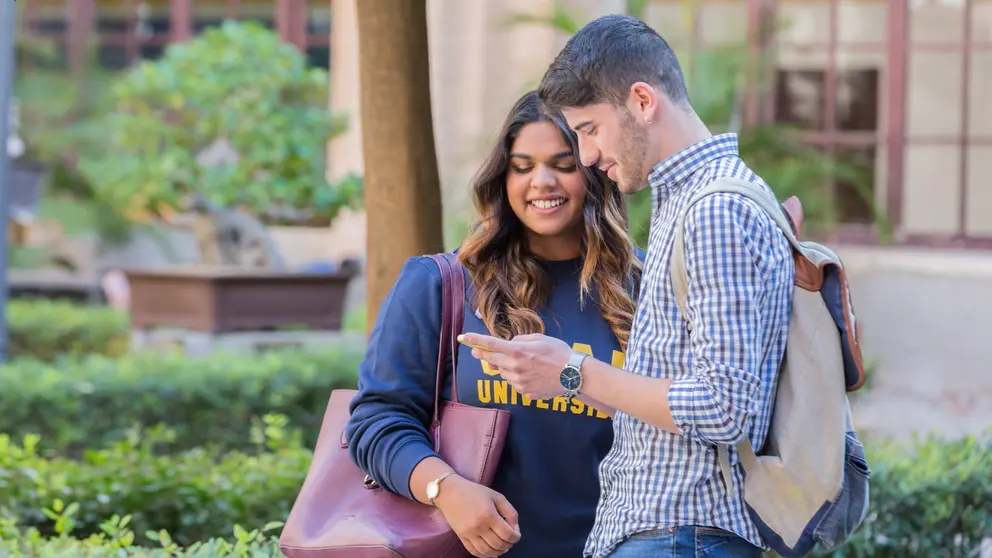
[567, 350, 588, 370]
[427, 471, 456, 506]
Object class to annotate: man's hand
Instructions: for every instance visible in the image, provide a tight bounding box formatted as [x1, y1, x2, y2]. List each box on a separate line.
[462, 333, 682, 433]
[458, 333, 571, 400]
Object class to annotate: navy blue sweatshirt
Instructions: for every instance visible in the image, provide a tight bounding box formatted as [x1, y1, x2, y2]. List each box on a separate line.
[346, 254, 638, 557]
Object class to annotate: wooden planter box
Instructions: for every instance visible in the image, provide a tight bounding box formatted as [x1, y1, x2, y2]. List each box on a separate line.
[124, 265, 357, 334]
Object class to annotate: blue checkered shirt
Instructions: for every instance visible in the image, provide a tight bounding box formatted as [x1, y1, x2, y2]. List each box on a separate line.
[584, 134, 795, 557]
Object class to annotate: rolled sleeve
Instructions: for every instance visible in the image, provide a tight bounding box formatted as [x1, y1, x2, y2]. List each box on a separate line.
[668, 192, 772, 446]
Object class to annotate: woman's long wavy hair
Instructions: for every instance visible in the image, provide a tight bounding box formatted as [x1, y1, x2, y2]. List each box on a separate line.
[458, 91, 643, 349]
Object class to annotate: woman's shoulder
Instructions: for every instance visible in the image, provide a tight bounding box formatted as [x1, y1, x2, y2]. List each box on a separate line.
[410, 252, 472, 282]
[388, 254, 449, 299]
[396, 251, 476, 297]
[405, 253, 449, 277]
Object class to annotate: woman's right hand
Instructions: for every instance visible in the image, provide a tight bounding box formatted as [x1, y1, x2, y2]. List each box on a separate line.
[433, 474, 521, 558]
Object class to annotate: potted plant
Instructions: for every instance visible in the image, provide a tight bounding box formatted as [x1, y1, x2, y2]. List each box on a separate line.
[75, 20, 362, 230]
[72, 21, 363, 335]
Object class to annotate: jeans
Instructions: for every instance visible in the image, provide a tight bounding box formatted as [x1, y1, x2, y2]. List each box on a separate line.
[607, 526, 764, 558]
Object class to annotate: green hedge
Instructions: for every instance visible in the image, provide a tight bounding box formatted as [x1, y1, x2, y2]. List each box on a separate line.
[0, 423, 308, 545]
[0, 347, 362, 454]
[7, 300, 130, 361]
[1, 514, 282, 557]
[0, 536, 281, 558]
[0, 427, 988, 554]
[815, 433, 992, 557]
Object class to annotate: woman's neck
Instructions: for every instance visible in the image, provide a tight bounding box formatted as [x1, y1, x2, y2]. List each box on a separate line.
[526, 229, 583, 261]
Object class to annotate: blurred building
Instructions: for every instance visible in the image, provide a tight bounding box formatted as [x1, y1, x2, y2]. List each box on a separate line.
[16, 0, 992, 252]
[328, 0, 992, 252]
[17, 0, 330, 70]
[733, 0, 990, 250]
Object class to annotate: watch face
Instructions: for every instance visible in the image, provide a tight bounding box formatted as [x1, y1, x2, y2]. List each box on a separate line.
[426, 482, 439, 500]
[559, 366, 582, 391]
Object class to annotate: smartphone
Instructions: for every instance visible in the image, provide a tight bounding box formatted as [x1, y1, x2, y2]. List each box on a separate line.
[457, 336, 491, 352]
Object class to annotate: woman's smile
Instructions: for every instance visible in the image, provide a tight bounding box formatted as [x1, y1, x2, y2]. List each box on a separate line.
[528, 196, 569, 215]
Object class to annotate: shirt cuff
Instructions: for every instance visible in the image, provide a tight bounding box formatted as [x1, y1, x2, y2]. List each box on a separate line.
[667, 374, 756, 445]
[387, 439, 440, 500]
[667, 377, 707, 441]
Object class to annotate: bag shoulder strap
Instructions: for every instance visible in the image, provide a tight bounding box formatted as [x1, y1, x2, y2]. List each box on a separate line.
[667, 177, 795, 485]
[426, 253, 466, 434]
[670, 177, 801, 324]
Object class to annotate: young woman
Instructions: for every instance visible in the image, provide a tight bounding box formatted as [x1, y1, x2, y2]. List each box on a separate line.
[345, 90, 643, 558]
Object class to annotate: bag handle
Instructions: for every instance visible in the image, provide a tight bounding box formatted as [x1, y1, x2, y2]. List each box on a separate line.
[426, 253, 466, 451]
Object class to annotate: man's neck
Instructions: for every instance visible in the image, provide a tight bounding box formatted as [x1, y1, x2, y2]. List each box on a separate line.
[656, 109, 713, 167]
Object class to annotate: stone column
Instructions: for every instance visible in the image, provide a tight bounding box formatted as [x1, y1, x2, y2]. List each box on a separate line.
[426, 0, 488, 229]
[323, 0, 366, 263]
[327, 0, 363, 182]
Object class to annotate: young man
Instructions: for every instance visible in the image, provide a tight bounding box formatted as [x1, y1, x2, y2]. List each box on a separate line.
[459, 13, 795, 558]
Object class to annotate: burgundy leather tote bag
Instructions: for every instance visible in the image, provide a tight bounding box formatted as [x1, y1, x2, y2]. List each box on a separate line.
[279, 253, 511, 558]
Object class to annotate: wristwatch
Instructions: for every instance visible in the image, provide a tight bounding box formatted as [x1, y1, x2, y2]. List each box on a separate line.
[560, 351, 587, 403]
[426, 471, 456, 506]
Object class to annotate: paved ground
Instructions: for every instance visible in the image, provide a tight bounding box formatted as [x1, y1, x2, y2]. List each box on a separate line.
[840, 247, 992, 442]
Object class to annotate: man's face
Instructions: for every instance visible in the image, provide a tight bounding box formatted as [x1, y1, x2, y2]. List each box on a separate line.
[562, 102, 651, 195]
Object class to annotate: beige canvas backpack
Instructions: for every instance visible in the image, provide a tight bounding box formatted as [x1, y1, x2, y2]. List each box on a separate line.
[669, 177, 871, 556]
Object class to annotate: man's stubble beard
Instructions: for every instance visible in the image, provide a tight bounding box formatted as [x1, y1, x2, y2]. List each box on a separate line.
[616, 108, 651, 196]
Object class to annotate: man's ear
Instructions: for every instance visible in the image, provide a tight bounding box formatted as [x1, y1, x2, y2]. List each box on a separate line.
[628, 82, 658, 123]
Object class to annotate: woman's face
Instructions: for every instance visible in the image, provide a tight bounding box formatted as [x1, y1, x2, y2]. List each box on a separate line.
[505, 121, 587, 259]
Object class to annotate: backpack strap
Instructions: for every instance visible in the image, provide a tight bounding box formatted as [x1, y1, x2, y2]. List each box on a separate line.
[668, 177, 799, 487]
[670, 177, 801, 326]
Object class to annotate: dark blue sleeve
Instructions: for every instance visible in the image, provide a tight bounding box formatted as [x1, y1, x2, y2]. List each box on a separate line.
[345, 256, 444, 500]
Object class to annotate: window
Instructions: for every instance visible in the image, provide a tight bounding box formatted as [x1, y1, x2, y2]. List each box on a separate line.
[775, 68, 880, 224]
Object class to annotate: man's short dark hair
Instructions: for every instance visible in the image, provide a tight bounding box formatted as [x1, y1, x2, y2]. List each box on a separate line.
[538, 14, 689, 112]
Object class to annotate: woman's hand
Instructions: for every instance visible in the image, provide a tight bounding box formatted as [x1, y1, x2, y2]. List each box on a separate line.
[433, 474, 521, 557]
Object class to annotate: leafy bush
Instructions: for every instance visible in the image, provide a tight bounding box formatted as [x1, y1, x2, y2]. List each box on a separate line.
[816, 433, 992, 558]
[0, 430, 988, 552]
[75, 20, 362, 226]
[6, 300, 130, 361]
[1, 509, 282, 557]
[0, 423, 307, 545]
[0, 347, 361, 454]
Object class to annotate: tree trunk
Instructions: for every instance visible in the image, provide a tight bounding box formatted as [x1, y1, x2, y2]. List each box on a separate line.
[357, 0, 445, 334]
